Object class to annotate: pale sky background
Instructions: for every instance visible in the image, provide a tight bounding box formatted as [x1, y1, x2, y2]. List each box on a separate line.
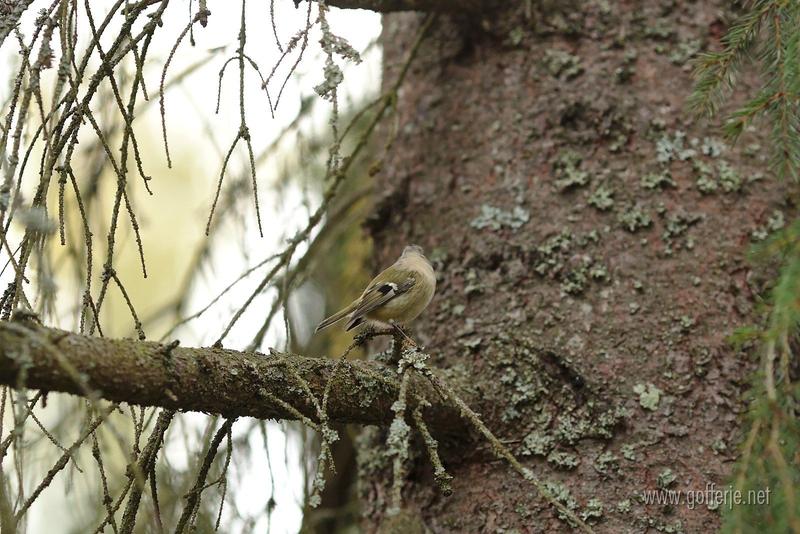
[0, 2, 382, 532]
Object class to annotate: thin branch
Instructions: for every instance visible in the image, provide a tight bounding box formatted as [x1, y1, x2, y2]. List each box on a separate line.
[119, 409, 175, 534]
[174, 418, 235, 534]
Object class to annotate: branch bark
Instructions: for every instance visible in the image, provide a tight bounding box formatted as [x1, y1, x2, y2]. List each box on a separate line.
[0, 0, 35, 47]
[0, 319, 459, 430]
[319, 0, 493, 12]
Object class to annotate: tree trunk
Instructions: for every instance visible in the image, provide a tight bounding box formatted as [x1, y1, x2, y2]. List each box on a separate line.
[360, 3, 783, 532]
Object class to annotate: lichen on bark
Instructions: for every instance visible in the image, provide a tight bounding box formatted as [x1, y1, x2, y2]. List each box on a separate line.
[360, 2, 783, 531]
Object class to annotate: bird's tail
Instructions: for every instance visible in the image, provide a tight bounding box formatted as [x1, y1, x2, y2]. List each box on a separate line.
[315, 303, 356, 332]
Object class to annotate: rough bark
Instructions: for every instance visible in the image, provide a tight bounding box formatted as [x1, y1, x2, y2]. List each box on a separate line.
[323, 0, 494, 12]
[0, 0, 35, 47]
[0, 319, 460, 430]
[360, 2, 783, 533]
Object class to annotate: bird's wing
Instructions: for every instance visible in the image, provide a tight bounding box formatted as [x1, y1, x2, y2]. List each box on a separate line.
[344, 277, 415, 331]
[315, 300, 358, 332]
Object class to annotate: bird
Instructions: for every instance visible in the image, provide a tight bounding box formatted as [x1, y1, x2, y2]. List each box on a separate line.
[315, 245, 436, 337]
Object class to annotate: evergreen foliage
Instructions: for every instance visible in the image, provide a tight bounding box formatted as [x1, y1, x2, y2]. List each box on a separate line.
[692, 2, 800, 532]
[690, 0, 800, 180]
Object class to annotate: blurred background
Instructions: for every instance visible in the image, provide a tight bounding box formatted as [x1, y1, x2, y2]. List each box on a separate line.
[0, 1, 382, 532]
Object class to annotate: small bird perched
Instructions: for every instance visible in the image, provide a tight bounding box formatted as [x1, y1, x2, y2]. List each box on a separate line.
[315, 245, 436, 335]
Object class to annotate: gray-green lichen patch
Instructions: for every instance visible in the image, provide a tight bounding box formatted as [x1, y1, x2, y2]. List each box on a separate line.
[534, 230, 573, 276]
[553, 153, 590, 192]
[386, 417, 410, 457]
[596, 106, 634, 153]
[651, 520, 686, 534]
[633, 383, 662, 411]
[561, 267, 589, 296]
[694, 157, 750, 195]
[621, 443, 637, 461]
[588, 185, 614, 210]
[428, 246, 449, 266]
[498, 364, 547, 423]
[701, 137, 725, 157]
[652, 130, 744, 199]
[645, 17, 675, 39]
[655, 131, 695, 164]
[463, 269, 484, 297]
[767, 209, 785, 231]
[490, 338, 626, 469]
[581, 498, 604, 522]
[531, 228, 610, 294]
[554, 414, 591, 445]
[577, 229, 601, 247]
[561, 257, 610, 295]
[519, 430, 555, 457]
[677, 315, 695, 332]
[547, 450, 580, 470]
[694, 160, 718, 194]
[594, 451, 619, 476]
[717, 161, 742, 193]
[543, 480, 580, 521]
[589, 263, 609, 281]
[356, 426, 391, 477]
[507, 26, 525, 46]
[657, 468, 677, 489]
[470, 204, 530, 231]
[668, 39, 701, 65]
[711, 437, 727, 454]
[616, 499, 632, 514]
[614, 49, 638, 84]
[751, 209, 785, 241]
[618, 204, 652, 232]
[661, 211, 703, 254]
[641, 170, 675, 190]
[314, 36, 359, 101]
[544, 49, 584, 80]
[662, 212, 702, 239]
[460, 336, 482, 351]
[591, 405, 629, 439]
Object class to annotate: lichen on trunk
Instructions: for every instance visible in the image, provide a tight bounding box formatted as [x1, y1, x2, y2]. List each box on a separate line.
[359, 3, 783, 532]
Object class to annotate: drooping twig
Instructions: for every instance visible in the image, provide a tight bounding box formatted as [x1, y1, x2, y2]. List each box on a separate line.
[174, 418, 236, 534]
[119, 409, 176, 534]
[408, 348, 595, 533]
[213, 13, 437, 345]
[386, 360, 412, 515]
[14, 406, 112, 521]
[206, 0, 264, 237]
[412, 405, 452, 497]
[160, 5, 211, 168]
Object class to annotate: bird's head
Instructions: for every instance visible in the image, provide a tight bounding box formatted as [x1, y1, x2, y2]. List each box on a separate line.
[402, 244, 425, 257]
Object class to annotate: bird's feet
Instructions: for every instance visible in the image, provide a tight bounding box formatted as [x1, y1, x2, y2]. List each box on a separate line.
[390, 323, 418, 348]
[354, 325, 377, 346]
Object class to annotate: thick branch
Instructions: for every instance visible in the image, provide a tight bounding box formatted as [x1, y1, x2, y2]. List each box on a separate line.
[0, 320, 458, 430]
[320, 0, 494, 12]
